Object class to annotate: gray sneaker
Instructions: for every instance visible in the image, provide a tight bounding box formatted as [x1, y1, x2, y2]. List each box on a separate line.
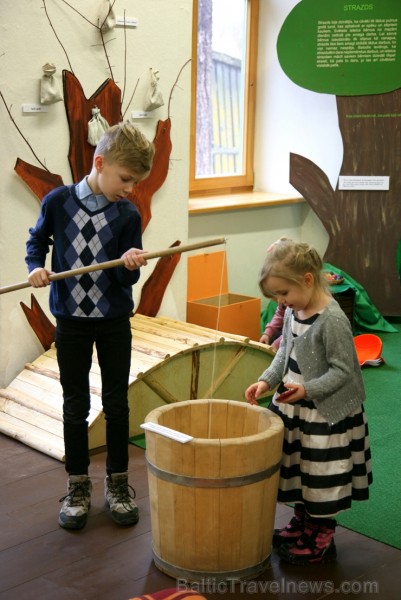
[58, 475, 92, 529]
[104, 472, 139, 526]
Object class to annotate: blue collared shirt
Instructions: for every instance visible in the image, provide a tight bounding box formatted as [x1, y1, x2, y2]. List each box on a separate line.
[75, 177, 110, 211]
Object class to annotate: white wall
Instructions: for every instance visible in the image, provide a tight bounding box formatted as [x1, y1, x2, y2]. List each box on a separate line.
[188, 0, 345, 309]
[0, 0, 192, 387]
[255, 0, 344, 195]
[0, 0, 351, 388]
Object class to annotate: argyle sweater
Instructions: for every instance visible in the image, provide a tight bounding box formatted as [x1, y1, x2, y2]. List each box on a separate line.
[25, 185, 142, 320]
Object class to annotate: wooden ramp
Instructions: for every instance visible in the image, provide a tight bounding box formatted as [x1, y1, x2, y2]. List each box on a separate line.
[0, 314, 274, 461]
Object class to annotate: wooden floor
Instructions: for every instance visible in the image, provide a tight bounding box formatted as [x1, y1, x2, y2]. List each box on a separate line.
[1, 433, 400, 600]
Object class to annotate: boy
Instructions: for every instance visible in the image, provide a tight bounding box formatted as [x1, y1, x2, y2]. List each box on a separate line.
[26, 122, 155, 530]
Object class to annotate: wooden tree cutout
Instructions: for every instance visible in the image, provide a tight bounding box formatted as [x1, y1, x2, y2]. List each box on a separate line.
[135, 240, 181, 317]
[20, 295, 56, 351]
[12, 63, 186, 347]
[290, 88, 401, 315]
[15, 159, 63, 201]
[131, 119, 172, 231]
[2, 0, 190, 346]
[63, 72, 122, 182]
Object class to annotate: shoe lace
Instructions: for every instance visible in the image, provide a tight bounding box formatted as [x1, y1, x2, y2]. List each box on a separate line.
[59, 483, 90, 506]
[109, 480, 137, 510]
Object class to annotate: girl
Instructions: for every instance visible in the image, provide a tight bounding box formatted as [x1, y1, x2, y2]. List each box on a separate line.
[245, 239, 372, 565]
[260, 301, 285, 351]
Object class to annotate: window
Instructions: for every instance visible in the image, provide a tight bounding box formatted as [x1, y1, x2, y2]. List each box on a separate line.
[189, 0, 259, 197]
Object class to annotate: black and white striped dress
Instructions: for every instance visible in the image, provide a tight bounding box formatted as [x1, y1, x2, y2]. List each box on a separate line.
[269, 310, 373, 518]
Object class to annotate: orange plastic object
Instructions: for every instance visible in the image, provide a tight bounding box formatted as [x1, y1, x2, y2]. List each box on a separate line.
[353, 334, 383, 366]
[187, 251, 261, 341]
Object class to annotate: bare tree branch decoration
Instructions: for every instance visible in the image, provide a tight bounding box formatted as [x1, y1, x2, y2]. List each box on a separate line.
[168, 59, 191, 118]
[59, 0, 95, 28]
[98, 28, 115, 81]
[0, 91, 49, 172]
[56, 0, 118, 81]
[121, 10, 128, 106]
[99, 0, 118, 31]
[42, 0, 74, 73]
[43, 1, 141, 114]
[122, 77, 140, 118]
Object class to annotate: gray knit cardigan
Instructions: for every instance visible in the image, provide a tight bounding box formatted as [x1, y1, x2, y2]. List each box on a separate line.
[258, 298, 365, 425]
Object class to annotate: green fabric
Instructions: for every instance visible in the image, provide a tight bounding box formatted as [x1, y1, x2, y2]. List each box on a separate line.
[261, 300, 279, 333]
[129, 433, 146, 449]
[323, 263, 397, 333]
[260, 264, 397, 334]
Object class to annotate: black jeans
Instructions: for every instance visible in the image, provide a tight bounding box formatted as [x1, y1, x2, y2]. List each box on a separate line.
[56, 316, 132, 476]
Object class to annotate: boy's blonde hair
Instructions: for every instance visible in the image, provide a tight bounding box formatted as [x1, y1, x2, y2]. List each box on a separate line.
[259, 238, 327, 298]
[95, 121, 155, 177]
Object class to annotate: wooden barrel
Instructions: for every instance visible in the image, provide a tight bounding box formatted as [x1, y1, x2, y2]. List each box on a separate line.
[144, 399, 284, 582]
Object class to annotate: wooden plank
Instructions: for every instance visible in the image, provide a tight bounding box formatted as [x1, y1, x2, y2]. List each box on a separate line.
[203, 347, 246, 398]
[130, 341, 169, 360]
[16, 369, 63, 394]
[0, 388, 62, 421]
[6, 379, 102, 418]
[24, 361, 103, 392]
[140, 375, 178, 405]
[37, 347, 106, 378]
[133, 329, 192, 354]
[132, 315, 211, 346]
[147, 314, 225, 339]
[8, 379, 63, 408]
[0, 412, 65, 461]
[29, 353, 59, 374]
[130, 352, 165, 377]
[0, 396, 63, 437]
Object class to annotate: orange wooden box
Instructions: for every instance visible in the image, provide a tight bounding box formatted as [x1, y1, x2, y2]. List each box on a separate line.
[187, 251, 261, 341]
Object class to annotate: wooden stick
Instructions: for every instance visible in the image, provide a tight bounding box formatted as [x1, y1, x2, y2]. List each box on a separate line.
[0, 237, 226, 296]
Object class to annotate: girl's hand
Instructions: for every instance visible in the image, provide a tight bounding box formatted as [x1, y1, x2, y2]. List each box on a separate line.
[28, 267, 52, 287]
[122, 248, 148, 271]
[245, 381, 270, 405]
[276, 384, 305, 404]
[259, 334, 270, 344]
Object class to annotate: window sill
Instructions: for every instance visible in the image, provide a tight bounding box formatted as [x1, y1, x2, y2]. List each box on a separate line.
[188, 191, 304, 214]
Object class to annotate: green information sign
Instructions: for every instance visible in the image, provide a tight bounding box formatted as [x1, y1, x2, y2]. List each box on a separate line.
[277, 0, 401, 95]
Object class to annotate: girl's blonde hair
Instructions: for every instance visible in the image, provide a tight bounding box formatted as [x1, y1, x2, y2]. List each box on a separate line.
[95, 121, 155, 177]
[259, 238, 327, 298]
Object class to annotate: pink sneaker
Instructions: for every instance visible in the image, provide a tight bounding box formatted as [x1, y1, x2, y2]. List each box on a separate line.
[279, 521, 337, 565]
[273, 515, 304, 547]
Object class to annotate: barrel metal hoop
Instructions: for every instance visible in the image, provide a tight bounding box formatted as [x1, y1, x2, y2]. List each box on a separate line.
[145, 455, 281, 488]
